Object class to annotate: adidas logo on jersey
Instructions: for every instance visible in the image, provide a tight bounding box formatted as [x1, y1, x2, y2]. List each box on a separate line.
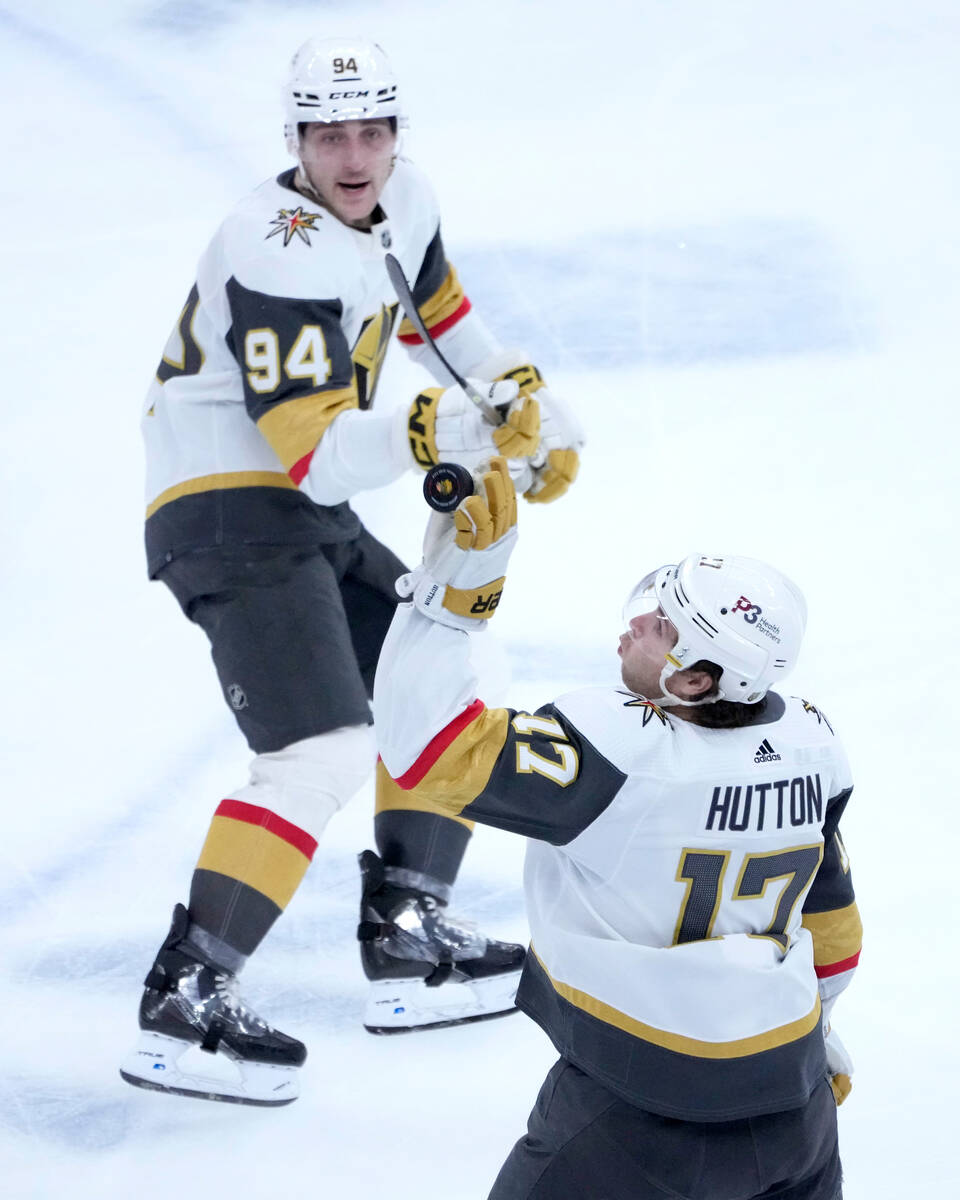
[754, 738, 781, 764]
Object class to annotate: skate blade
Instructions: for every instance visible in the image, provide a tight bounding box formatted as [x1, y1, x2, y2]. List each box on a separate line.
[120, 1032, 299, 1106]
[364, 969, 522, 1034]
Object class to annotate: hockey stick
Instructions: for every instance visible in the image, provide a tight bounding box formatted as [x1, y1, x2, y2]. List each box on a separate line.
[384, 253, 500, 424]
[385, 252, 534, 511]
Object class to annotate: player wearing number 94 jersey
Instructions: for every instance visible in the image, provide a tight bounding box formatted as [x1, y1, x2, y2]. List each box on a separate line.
[125, 38, 584, 1109]
[375, 501, 861, 1200]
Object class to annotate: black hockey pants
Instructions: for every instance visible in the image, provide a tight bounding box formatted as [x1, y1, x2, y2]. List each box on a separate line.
[488, 1059, 841, 1200]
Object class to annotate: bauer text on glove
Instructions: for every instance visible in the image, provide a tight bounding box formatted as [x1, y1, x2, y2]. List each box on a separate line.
[395, 458, 518, 632]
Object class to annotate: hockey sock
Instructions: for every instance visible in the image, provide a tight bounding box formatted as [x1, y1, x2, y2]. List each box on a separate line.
[374, 759, 473, 889]
[188, 798, 318, 963]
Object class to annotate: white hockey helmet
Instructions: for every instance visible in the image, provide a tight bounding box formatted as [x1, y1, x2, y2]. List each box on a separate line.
[623, 554, 807, 704]
[283, 37, 405, 154]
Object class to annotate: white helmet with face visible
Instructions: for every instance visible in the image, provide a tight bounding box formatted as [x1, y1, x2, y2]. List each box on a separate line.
[283, 37, 406, 155]
[623, 554, 807, 705]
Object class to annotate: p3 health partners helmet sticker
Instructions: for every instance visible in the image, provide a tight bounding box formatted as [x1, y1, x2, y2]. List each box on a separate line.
[731, 595, 782, 644]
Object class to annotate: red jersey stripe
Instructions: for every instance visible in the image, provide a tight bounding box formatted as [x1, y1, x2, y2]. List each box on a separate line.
[288, 449, 314, 486]
[393, 699, 485, 790]
[215, 798, 318, 860]
[397, 296, 472, 345]
[814, 950, 860, 978]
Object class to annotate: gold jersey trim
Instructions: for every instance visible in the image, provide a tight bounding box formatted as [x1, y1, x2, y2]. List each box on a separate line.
[145, 471, 298, 519]
[801, 902, 863, 966]
[374, 759, 475, 830]
[398, 706, 510, 816]
[256, 384, 358, 472]
[530, 946, 822, 1059]
[397, 267, 466, 339]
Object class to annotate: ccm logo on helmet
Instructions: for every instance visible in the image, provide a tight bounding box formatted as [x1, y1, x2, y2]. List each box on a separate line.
[329, 90, 370, 99]
[732, 596, 762, 624]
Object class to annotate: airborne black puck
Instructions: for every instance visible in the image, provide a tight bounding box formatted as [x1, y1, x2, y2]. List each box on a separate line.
[423, 462, 475, 512]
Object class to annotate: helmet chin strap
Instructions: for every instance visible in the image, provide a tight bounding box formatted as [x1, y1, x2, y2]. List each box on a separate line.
[621, 637, 719, 708]
[654, 662, 719, 708]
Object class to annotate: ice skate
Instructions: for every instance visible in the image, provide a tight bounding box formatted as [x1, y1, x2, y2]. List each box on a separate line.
[120, 904, 305, 1106]
[357, 850, 524, 1034]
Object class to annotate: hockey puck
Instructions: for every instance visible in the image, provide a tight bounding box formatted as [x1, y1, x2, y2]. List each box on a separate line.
[423, 462, 474, 512]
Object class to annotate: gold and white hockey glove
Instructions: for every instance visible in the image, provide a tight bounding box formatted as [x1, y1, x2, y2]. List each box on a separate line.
[406, 380, 540, 474]
[471, 351, 584, 504]
[824, 1024, 853, 1105]
[396, 457, 518, 632]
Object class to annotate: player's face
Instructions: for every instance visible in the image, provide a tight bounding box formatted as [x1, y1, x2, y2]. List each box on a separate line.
[618, 606, 679, 698]
[299, 119, 397, 229]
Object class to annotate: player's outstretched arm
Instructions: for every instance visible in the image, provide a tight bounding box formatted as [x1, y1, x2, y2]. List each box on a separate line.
[374, 458, 519, 784]
[298, 377, 539, 507]
[375, 460, 623, 843]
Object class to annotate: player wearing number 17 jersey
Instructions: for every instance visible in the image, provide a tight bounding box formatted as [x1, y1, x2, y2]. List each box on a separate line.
[374, 484, 861, 1200]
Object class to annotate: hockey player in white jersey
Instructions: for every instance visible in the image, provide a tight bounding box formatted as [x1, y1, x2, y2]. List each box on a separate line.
[375, 460, 860, 1199]
[121, 38, 584, 1106]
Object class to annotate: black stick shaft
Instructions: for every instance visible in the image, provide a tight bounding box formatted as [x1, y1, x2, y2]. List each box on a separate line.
[384, 253, 499, 425]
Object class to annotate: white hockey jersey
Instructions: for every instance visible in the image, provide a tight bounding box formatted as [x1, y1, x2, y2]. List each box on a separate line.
[375, 608, 862, 1121]
[141, 158, 498, 576]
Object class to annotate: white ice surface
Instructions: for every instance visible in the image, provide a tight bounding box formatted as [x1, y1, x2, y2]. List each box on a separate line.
[0, 1, 957, 1196]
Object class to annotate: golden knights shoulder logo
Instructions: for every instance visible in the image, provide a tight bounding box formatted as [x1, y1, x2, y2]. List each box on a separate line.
[800, 699, 834, 734]
[266, 206, 322, 247]
[623, 698, 669, 727]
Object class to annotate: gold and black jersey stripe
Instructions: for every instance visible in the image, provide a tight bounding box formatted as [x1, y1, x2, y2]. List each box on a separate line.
[799, 786, 862, 978]
[391, 701, 627, 845]
[396, 227, 471, 345]
[517, 951, 828, 1122]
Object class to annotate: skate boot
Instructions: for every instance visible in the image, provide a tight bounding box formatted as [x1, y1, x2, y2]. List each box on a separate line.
[120, 904, 305, 1106]
[357, 849, 525, 1034]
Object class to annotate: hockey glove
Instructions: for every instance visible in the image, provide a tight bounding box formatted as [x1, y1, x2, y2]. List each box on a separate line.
[406, 380, 540, 474]
[471, 351, 584, 504]
[824, 1024, 853, 1105]
[396, 457, 518, 632]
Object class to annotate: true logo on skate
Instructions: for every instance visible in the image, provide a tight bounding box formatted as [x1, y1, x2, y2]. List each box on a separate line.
[754, 738, 781, 763]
